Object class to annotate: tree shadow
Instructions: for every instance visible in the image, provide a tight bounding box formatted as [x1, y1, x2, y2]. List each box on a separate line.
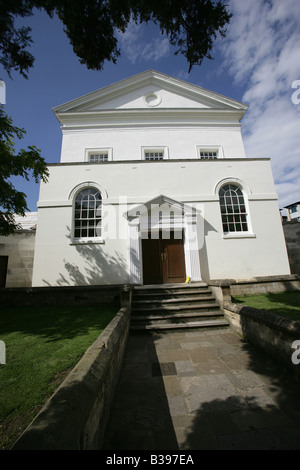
[103, 324, 300, 450]
[232, 291, 300, 319]
[0, 304, 118, 341]
[180, 336, 300, 450]
[102, 331, 179, 450]
[42, 226, 129, 287]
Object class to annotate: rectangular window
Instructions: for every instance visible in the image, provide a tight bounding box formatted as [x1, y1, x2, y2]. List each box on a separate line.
[200, 151, 218, 159]
[85, 148, 112, 162]
[145, 151, 164, 160]
[290, 205, 298, 214]
[197, 146, 223, 159]
[89, 152, 108, 162]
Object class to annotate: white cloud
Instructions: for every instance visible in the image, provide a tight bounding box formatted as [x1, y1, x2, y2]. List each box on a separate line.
[116, 21, 170, 64]
[116, 21, 143, 63]
[219, 0, 300, 209]
[141, 37, 170, 61]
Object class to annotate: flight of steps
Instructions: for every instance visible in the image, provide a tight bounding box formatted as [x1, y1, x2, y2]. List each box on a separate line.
[130, 283, 229, 331]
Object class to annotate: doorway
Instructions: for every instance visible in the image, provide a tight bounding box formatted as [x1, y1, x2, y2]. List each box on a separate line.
[0, 256, 8, 288]
[142, 231, 186, 284]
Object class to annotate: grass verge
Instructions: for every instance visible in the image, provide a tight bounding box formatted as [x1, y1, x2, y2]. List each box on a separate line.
[0, 305, 117, 450]
[233, 291, 300, 321]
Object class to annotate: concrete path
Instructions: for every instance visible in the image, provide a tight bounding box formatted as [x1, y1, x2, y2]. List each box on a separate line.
[102, 328, 300, 450]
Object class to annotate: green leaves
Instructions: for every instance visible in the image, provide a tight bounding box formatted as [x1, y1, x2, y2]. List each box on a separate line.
[0, 106, 49, 235]
[0, 0, 231, 235]
[0, 1, 231, 77]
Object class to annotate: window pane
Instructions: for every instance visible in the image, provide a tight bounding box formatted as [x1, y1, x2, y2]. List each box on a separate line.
[145, 151, 164, 160]
[74, 188, 102, 238]
[219, 184, 248, 233]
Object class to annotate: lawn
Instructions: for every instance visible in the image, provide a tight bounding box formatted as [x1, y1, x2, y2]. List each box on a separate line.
[0, 305, 117, 450]
[233, 291, 300, 321]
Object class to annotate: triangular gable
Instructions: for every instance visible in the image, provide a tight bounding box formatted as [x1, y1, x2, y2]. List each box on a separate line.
[125, 194, 199, 221]
[53, 70, 248, 115]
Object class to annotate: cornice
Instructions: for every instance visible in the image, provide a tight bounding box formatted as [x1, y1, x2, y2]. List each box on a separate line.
[46, 157, 271, 168]
[56, 107, 246, 129]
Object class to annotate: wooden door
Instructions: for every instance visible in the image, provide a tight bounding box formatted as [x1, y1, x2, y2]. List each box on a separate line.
[142, 232, 186, 285]
[161, 232, 186, 284]
[0, 256, 8, 288]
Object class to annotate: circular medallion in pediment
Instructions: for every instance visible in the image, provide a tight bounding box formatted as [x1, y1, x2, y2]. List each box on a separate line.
[144, 93, 161, 107]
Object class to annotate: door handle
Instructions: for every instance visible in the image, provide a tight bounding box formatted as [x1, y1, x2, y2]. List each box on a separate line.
[161, 252, 167, 261]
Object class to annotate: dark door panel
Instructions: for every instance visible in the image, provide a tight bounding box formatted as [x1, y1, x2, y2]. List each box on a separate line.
[0, 256, 8, 288]
[142, 232, 186, 285]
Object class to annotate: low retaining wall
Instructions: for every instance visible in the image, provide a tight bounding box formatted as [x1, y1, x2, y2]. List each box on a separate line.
[223, 301, 300, 378]
[0, 285, 125, 308]
[12, 307, 131, 450]
[209, 275, 300, 305]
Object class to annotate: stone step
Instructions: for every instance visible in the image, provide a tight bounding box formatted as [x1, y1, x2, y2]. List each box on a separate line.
[132, 292, 215, 305]
[132, 295, 216, 305]
[130, 282, 227, 332]
[134, 282, 208, 291]
[132, 302, 220, 314]
[130, 319, 229, 331]
[131, 309, 223, 321]
[131, 311, 224, 327]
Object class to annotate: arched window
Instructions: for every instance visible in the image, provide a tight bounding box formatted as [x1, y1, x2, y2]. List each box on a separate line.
[219, 184, 248, 233]
[74, 188, 102, 238]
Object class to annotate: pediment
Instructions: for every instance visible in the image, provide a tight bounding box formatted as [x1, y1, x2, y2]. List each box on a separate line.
[125, 194, 200, 221]
[53, 70, 248, 116]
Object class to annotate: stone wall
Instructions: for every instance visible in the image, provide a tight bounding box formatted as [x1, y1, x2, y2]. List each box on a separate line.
[209, 275, 300, 304]
[0, 284, 127, 308]
[0, 231, 36, 287]
[223, 301, 300, 378]
[12, 307, 131, 450]
[283, 221, 300, 275]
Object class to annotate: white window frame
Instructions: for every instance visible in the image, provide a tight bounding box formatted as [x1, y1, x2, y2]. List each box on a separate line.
[197, 146, 224, 159]
[142, 146, 169, 161]
[85, 148, 113, 162]
[69, 182, 107, 245]
[219, 185, 255, 239]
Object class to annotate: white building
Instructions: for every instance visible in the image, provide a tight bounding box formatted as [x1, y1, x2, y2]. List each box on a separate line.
[284, 201, 300, 222]
[32, 70, 290, 287]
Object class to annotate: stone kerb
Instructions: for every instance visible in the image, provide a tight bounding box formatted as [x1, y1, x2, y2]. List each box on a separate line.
[12, 307, 131, 450]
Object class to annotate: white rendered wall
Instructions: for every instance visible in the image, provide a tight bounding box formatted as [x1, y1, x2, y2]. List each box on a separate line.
[60, 127, 246, 163]
[32, 159, 291, 287]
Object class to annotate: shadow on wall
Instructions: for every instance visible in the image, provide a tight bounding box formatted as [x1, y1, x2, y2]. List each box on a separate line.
[198, 218, 218, 282]
[43, 227, 129, 286]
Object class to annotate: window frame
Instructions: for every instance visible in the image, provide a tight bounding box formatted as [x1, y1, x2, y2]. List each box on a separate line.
[142, 146, 169, 161]
[85, 148, 112, 162]
[197, 146, 224, 159]
[218, 183, 254, 238]
[72, 187, 104, 244]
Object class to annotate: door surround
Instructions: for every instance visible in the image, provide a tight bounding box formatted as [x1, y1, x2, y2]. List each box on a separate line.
[125, 194, 202, 284]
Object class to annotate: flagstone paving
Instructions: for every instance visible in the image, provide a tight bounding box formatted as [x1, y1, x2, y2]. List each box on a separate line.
[102, 328, 300, 450]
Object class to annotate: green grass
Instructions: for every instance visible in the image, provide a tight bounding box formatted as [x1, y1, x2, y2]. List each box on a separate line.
[233, 291, 300, 321]
[0, 305, 117, 449]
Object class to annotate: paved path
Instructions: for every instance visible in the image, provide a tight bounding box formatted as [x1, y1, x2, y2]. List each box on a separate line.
[103, 328, 300, 450]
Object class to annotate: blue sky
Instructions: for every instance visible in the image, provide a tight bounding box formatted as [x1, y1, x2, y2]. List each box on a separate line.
[2, 0, 300, 213]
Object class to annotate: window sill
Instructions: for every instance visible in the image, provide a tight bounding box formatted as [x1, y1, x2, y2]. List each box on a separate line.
[223, 232, 256, 239]
[70, 237, 104, 245]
